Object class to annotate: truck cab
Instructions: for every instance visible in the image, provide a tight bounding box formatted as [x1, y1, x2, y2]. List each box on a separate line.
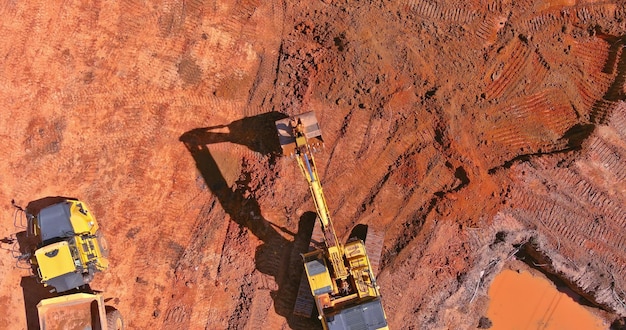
[28, 199, 109, 293]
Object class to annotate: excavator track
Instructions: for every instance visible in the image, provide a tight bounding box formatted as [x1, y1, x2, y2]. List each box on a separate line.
[364, 229, 384, 277]
[292, 219, 324, 317]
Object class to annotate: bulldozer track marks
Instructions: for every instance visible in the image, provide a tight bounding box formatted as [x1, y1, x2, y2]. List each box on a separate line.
[590, 99, 619, 125]
[483, 90, 577, 163]
[405, 0, 475, 23]
[514, 185, 626, 276]
[511, 4, 625, 35]
[610, 102, 626, 140]
[519, 10, 567, 32]
[572, 37, 611, 73]
[474, 14, 506, 47]
[511, 188, 585, 253]
[571, 4, 623, 26]
[571, 69, 614, 117]
[5, 1, 626, 328]
[587, 136, 626, 182]
[336, 109, 371, 161]
[511, 136, 626, 281]
[483, 37, 531, 100]
[531, 156, 625, 220]
[223, 0, 260, 40]
[118, 0, 152, 34]
[327, 113, 436, 228]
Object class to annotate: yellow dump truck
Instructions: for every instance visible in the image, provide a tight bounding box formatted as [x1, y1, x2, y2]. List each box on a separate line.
[27, 199, 109, 293]
[16, 198, 123, 329]
[276, 112, 389, 330]
[37, 292, 123, 330]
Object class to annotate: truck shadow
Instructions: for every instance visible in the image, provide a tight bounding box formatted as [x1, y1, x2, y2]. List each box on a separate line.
[20, 276, 56, 330]
[179, 111, 320, 329]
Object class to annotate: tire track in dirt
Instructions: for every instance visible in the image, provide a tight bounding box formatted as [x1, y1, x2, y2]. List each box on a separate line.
[117, 0, 150, 34]
[518, 9, 568, 32]
[59, 27, 269, 324]
[507, 3, 619, 31]
[571, 70, 615, 120]
[509, 185, 588, 255]
[5, 1, 626, 328]
[162, 204, 235, 330]
[513, 183, 626, 280]
[323, 108, 371, 178]
[168, 108, 297, 328]
[593, 45, 626, 124]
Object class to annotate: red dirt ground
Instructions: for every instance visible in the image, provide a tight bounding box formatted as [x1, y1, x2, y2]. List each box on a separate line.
[1, 1, 625, 329]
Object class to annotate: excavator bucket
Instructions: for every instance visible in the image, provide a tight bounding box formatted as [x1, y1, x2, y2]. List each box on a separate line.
[275, 111, 323, 156]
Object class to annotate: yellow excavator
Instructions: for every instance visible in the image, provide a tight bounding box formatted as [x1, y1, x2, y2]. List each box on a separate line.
[276, 112, 389, 330]
[19, 198, 123, 329]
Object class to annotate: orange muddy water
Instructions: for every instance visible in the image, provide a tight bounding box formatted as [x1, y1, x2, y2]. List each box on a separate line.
[487, 269, 607, 330]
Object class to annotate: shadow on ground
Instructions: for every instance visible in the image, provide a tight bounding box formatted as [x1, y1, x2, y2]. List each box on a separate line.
[20, 276, 56, 330]
[180, 111, 321, 329]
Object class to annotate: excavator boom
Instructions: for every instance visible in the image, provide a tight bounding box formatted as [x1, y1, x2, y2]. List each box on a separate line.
[276, 111, 388, 330]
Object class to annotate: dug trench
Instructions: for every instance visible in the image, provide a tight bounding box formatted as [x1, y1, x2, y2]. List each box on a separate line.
[514, 237, 612, 312]
[491, 231, 626, 328]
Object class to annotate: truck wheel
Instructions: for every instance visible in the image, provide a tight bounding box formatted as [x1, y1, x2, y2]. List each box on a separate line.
[106, 308, 124, 330]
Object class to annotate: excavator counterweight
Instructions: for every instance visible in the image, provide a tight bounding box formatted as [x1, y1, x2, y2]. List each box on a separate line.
[276, 111, 389, 330]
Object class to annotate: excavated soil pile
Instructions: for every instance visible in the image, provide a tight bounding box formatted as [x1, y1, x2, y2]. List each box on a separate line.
[1, 1, 625, 329]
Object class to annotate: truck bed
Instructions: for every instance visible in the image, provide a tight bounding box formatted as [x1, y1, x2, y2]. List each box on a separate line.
[37, 293, 106, 330]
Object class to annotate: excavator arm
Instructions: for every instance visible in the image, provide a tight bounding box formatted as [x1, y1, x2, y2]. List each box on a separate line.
[278, 114, 348, 279]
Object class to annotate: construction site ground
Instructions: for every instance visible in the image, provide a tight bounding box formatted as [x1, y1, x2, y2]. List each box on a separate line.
[1, 1, 626, 329]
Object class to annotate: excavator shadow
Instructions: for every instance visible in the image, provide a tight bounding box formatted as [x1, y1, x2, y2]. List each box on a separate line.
[179, 111, 321, 329]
